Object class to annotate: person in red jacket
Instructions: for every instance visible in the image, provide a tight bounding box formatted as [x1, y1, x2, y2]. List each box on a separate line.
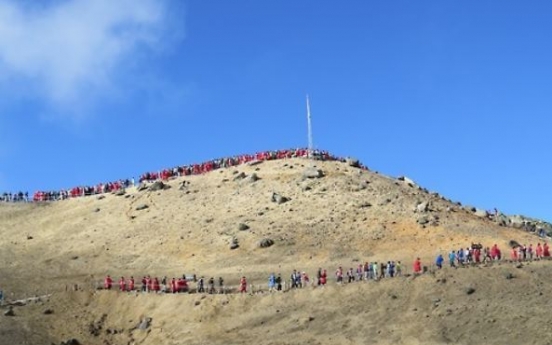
[474, 248, 481, 263]
[536, 243, 543, 259]
[118, 277, 126, 291]
[413, 258, 422, 274]
[490, 244, 497, 260]
[320, 269, 327, 286]
[543, 243, 550, 257]
[239, 276, 247, 293]
[152, 277, 160, 292]
[128, 276, 135, 291]
[104, 275, 113, 290]
[171, 278, 177, 293]
[511, 248, 518, 261]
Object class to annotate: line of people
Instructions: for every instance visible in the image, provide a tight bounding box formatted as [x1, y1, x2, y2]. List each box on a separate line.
[101, 241, 552, 296]
[0, 192, 28, 202]
[25, 148, 364, 202]
[434, 243, 550, 269]
[103, 275, 230, 295]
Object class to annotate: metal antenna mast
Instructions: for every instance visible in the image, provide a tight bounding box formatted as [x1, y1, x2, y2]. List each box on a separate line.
[306, 94, 314, 159]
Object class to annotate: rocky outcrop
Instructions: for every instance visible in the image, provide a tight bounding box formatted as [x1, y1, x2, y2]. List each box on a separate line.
[346, 158, 360, 168]
[246, 173, 260, 183]
[259, 238, 274, 248]
[271, 193, 289, 204]
[233, 172, 246, 181]
[398, 176, 416, 187]
[238, 223, 250, 231]
[136, 183, 148, 192]
[148, 181, 169, 191]
[135, 204, 149, 211]
[302, 167, 324, 179]
[113, 189, 126, 196]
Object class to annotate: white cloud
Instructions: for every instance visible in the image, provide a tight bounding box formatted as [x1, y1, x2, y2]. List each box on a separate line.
[0, 0, 183, 117]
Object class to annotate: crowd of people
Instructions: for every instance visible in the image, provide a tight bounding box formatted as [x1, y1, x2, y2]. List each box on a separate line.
[101, 242, 551, 295]
[0, 148, 363, 203]
[0, 192, 28, 202]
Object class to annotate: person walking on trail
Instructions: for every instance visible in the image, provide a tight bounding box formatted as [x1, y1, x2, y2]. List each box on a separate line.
[141, 277, 147, 292]
[118, 277, 126, 292]
[317, 268, 322, 286]
[335, 267, 343, 284]
[474, 248, 481, 263]
[145, 276, 152, 292]
[197, 277, 205, 293]
[268, 273, 276, 292]
[152, 277, 160, 292]
[208, 277, 215, 294]
[536, 243, 543, 259]
[128, 276, 135, 291]
[104, 275, 113, 290]
[239, 276, 247, 293]
[171, 278, 177, 293]
[396, 261, 402, 277]
[291, 270, 299, 288]
[413, 258, 422, 274]
[320, 270, 327, 286]
[543, 243, 550, 257]
[363, 262, 370, 280]
[449, 251, 456, 267]
[302, 272, 310, 287]
[491, 244, 502, 260]
[511, 247, 518, 261]
[457, 248, 464, 266]
[435, 254, 444, 269]
[275, 274, 282, 291]
[356, 264, 363, 281]
[346, 268, 354, 283]
[218, 277, 225, 294]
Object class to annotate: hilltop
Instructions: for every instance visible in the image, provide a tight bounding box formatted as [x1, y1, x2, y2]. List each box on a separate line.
[0, 155, 551, 345]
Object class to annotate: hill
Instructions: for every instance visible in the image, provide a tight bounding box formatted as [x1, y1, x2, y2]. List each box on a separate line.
[0, 156, 551, 345]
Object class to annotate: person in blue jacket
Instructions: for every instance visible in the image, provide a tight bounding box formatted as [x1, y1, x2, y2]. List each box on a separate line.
[268, 273, 276, 292]
[435, 254, 444, 269]
[448, 251, 456, 267]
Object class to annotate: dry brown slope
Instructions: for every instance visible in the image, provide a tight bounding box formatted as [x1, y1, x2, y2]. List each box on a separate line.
[0, 158, 547, 345]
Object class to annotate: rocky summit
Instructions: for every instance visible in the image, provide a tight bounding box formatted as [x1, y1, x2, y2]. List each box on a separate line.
[0, 156, 551, 345]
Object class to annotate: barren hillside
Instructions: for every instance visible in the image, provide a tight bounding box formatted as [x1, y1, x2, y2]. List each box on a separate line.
[0, 157, 550, 345]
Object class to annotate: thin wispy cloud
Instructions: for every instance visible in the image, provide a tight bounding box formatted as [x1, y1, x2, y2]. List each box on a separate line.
[0, 0, 184, 118]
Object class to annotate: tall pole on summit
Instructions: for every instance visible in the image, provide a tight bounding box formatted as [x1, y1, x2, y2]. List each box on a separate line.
[306, 94, 314, 159]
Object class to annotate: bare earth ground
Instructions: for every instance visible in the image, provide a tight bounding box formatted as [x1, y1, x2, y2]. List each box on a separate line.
[0, 158, 551, 345]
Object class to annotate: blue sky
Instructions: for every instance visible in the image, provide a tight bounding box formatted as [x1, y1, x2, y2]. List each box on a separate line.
[0, 1, 550, 220]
